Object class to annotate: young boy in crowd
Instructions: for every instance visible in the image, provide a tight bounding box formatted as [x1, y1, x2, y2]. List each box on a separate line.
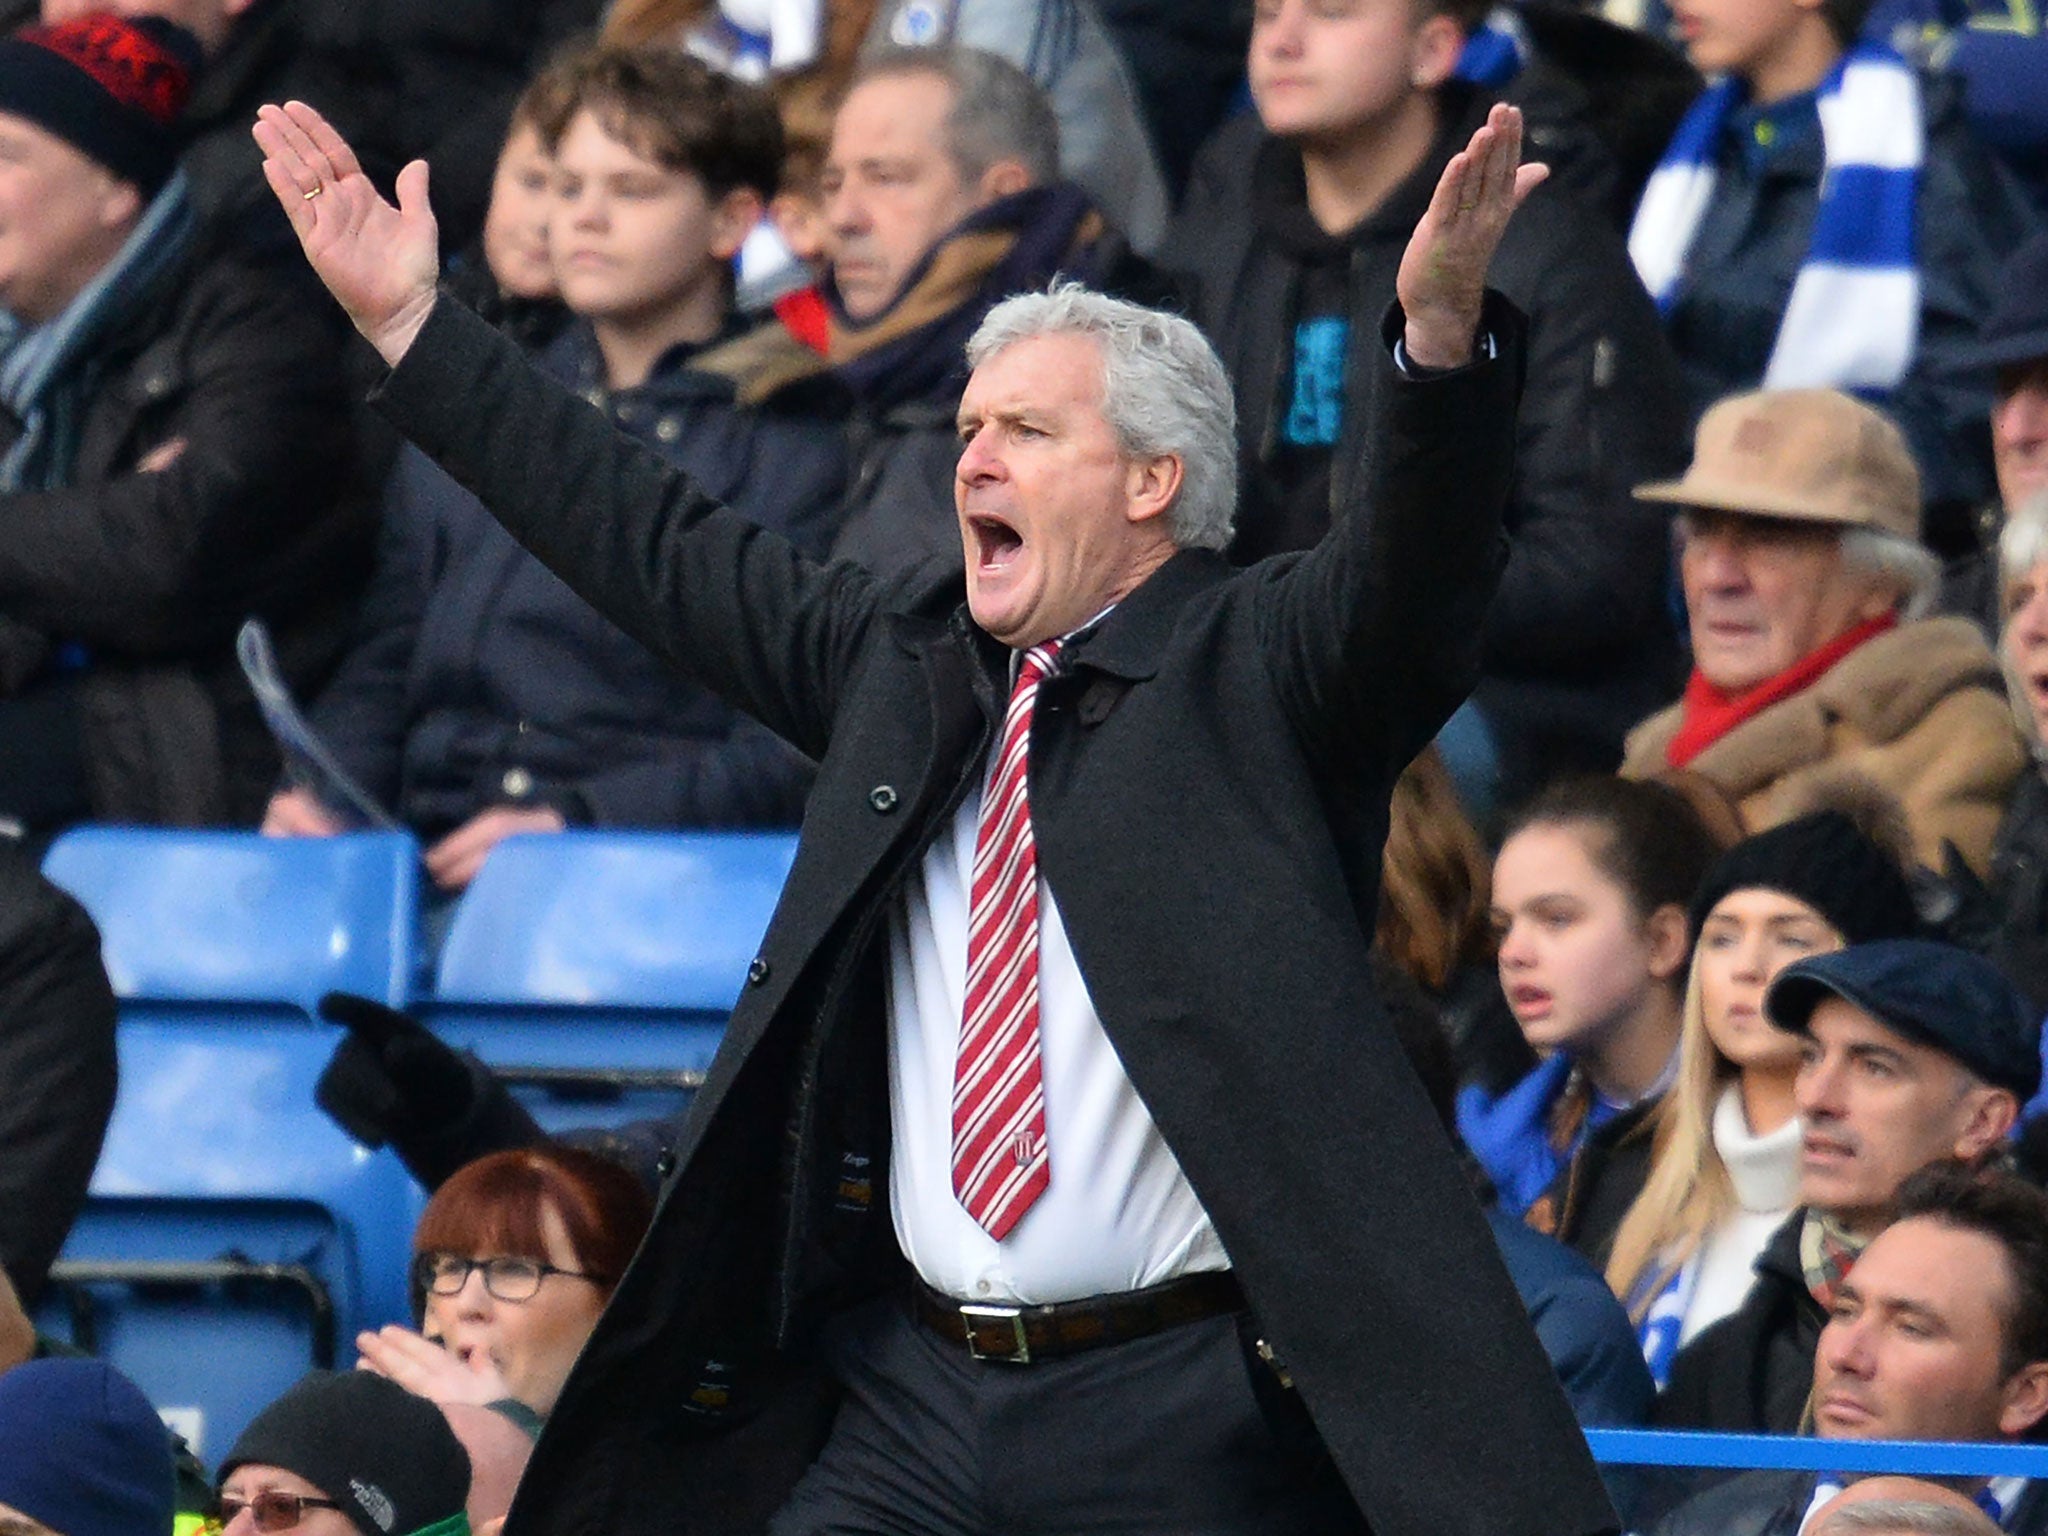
[1629, 0, 2036, 533]
[265, 46, 844, 891]
[1166, 0, 1691, 815]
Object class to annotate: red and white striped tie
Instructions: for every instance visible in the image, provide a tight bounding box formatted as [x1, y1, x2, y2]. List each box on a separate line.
[953, 640, 1062, 1239]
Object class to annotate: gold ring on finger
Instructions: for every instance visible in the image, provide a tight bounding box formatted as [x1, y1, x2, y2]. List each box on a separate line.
[302, 183, 324, 200]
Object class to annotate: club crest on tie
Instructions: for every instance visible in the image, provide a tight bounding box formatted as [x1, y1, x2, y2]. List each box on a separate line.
[1011, 1131, 1038, 1168]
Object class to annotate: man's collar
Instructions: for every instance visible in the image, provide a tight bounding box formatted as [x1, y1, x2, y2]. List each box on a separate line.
[1058, 548, 1232, 681]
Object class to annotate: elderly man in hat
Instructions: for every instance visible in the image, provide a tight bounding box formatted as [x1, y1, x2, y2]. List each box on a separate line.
[1655, 938, 2041, 1434]
[1622, 388, 2024, 872]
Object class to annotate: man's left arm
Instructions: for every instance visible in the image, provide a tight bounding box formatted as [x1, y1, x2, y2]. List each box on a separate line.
[1259, 105, 1542, 771]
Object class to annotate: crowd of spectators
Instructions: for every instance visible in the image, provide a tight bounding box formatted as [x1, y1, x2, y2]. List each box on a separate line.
[2, 0, 2048, 1529]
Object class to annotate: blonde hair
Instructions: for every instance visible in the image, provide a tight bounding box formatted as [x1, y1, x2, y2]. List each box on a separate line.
[1603, 942, 1743, 1315]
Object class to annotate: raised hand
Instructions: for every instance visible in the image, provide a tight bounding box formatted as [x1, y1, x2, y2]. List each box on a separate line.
[253, 101, 440, 365]
[1396, 102, 1549, 370]
[357, 1323, 513, 1407]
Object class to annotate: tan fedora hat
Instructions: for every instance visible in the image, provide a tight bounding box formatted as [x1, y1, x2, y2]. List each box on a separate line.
[1635, 387, 1922, 541]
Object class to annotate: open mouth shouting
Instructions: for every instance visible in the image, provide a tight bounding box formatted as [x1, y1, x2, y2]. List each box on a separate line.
[967, 512, 1024, 573]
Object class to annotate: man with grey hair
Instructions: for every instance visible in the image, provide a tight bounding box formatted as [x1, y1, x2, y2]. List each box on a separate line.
[1621, 386, 2024, 873]
[1810, 1481, 2004, 1536]
[816, 45, 1165, 578]
[254, 94, 1618, 1536]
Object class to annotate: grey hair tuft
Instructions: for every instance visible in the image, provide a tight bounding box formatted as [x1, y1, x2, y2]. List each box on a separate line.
[1810, 1498, 2001, 1536]
[1999, 488, 2048, 590]
[965, 282, 1238, 552]
[851, 46, 1060, 186]
[1839, 526, 1942, 619]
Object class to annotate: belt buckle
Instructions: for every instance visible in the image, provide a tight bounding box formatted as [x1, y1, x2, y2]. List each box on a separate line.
[958, 1302, 1031, 1364]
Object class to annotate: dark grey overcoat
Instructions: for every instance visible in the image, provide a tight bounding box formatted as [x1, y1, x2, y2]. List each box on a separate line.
[374, 291, 1618, 1536]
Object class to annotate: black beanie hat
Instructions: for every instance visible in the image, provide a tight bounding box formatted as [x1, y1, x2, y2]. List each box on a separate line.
[219, 1373, 471, 1536]
[0, 15, 196, 194]
[1688, 810, 1921, 947]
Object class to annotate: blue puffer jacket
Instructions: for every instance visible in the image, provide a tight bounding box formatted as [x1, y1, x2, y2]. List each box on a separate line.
[305, 319, 846, 838]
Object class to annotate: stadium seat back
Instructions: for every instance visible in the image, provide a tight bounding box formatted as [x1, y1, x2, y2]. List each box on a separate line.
[425, 831, 797, 1133]
[35, 829, 427, 1452]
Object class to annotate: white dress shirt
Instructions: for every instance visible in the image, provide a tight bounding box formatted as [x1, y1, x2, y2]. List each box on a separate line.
[886, 769, 1229, 1304]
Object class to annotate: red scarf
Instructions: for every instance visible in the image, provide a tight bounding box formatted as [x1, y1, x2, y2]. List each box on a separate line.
[1667, 612, 1897, 768]
[773, 285, 831, 356]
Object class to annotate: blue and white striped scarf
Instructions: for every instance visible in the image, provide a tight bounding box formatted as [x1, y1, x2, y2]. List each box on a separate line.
[1628, 44, 1924, 393]
[1635, 1252, 1700, 1389]
[0, 169, 197, 492]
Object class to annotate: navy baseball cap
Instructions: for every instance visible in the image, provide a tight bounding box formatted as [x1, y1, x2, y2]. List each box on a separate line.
[1766, 939, 2042, 1100]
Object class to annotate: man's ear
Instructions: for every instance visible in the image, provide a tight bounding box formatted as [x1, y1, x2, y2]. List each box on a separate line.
[1950, 1085, 2020, 1161]
[975, 157, 1033, 205]
[98, 175, 142, 232]
[1998, 1359, 2048, 1439]
[707, 186, 766, 263]
[1411, 13, 1467, 90]
[1124, 453, 1184, 528]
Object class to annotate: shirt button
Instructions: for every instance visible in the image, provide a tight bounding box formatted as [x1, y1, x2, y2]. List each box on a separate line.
[975, 1280, 991, 1296]
[868, 784, 898, 813]
[501, 766, 534, 798]
[746, 957, 770, 986]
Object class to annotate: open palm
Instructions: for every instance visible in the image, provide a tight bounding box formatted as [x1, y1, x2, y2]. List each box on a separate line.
[1395, 102, 1549, 368]
[252, 101, 441, 364]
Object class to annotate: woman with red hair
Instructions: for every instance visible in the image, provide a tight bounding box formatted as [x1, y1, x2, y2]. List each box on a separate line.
[357, 1146, 653, 1425]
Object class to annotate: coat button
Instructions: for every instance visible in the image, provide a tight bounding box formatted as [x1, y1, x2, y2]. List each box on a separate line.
[747, 957, 771, 986]
[868, 784, 898, 813]
[655, 417, 682, 444]
[501, 766, 534, 798]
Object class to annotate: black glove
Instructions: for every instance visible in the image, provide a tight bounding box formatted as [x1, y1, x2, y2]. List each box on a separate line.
[315, 992, 546, 1190]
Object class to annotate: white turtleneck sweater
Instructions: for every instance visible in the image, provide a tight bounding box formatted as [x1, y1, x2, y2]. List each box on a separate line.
[1678, 1080, 1803, 1345]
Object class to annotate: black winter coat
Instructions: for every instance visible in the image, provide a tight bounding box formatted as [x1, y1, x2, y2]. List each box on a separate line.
[372, 292, 1618, 1536]
[1165, 85, 1691, 780]
[0, 240, 369, 824]
[1989, 767, 2048, 1013]
[306, 323, 841, 838]
[0, 841, 115, 1309]
[1654, 1207, 1822, 1432]
[1530, 1096, 1661, 1271]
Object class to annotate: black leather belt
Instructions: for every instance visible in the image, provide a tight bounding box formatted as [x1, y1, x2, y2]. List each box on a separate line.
[912, 1271, 1245, 1364]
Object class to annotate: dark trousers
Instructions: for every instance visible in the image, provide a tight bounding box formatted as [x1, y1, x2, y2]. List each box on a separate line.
[769, 1295, 1370, 1536]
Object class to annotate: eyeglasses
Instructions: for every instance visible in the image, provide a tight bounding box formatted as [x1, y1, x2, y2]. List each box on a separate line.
[412, 1252, 610, 1302]
[220, 1492, 346, 1532]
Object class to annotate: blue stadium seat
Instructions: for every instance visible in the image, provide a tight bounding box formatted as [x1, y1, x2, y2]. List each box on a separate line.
[422, 831, 797, 1134]
[36, 828, 428, 1462]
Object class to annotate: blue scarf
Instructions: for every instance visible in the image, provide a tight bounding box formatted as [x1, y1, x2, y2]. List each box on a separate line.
[0, 170, 197, 492]
[1628, 44, 1924, 392]
[1455, 6, 1531, 87]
